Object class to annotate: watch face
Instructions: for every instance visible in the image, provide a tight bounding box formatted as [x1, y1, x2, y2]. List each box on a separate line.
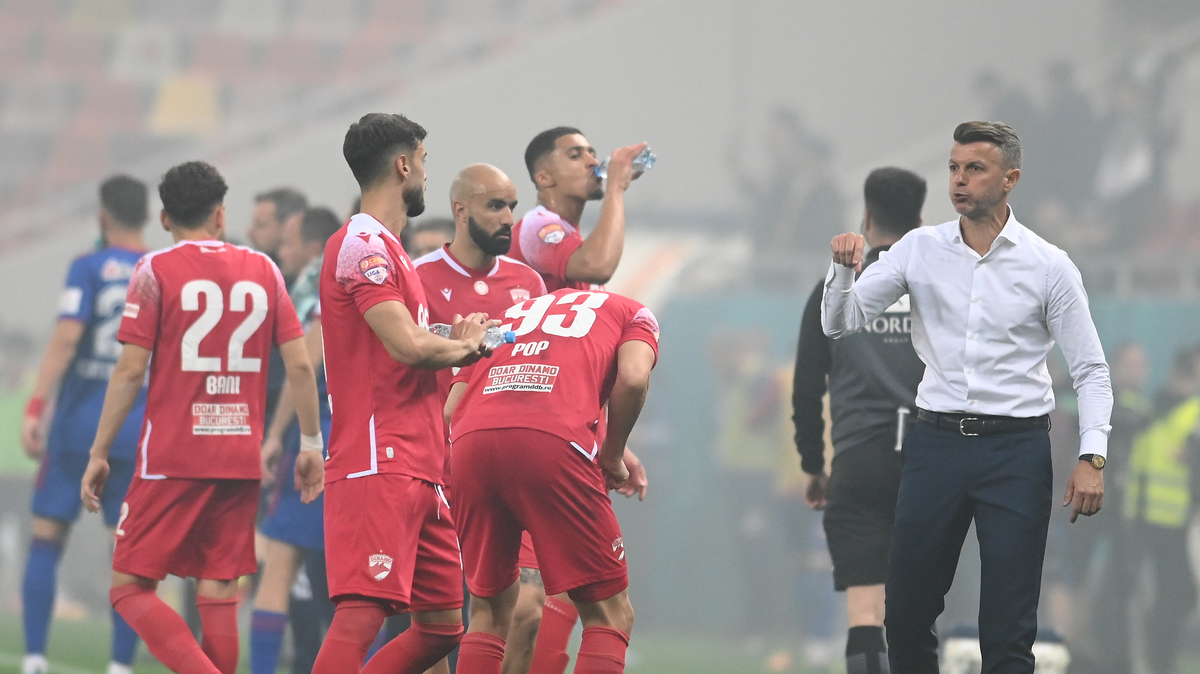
[1091, 455, 1106, 469]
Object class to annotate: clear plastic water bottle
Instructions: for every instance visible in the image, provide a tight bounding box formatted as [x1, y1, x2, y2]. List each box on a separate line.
[429, 323, 516, 349]
[595, 147, 656, 179]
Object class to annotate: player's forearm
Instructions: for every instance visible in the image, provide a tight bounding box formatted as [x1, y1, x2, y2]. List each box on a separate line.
[408, 332, 478, 370]
[89, 358, 146, 460]
[568, 189, 625, 284]
[279, 338, 321, 438]
[602, 375, 649, 464]
[30, 320, 84, 401]
[267, 380, 297, 441]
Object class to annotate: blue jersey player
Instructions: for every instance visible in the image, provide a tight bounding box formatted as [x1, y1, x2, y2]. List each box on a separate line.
[251, 206, 340, 674]
[19, 176, 150, 674]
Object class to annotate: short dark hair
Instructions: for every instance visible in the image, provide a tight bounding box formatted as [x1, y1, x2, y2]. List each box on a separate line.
[300, 207, 342, 246]
[953, 121, 1022, 169]
[255, 187, 308, 224]
[524, 126, 583, 182]
[159, 161, 228, 229]
[100, 174, 148, 229]
[864, 167, 926, 238]
[343, 113, 427, 188]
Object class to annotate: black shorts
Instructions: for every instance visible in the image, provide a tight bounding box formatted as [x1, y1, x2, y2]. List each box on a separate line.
[824, 433, 902, 591]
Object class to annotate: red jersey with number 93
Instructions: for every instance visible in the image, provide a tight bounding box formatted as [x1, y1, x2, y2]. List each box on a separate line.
[118, 240, 304, 480]
[450, 288, 660, 452]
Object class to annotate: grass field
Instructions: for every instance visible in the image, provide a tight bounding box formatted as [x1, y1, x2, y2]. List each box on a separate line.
[3, 608, 1200, 674]
[0, 609, 840, 674]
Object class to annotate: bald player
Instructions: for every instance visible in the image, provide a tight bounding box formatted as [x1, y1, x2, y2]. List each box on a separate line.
[414, 164, 544, 673]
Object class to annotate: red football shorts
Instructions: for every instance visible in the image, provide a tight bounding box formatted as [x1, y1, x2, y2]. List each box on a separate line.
[324, 473, 463, 613]
[451, 428, 627, 603]
[112, 476, 259, 581]
[518, 531, 539, 570]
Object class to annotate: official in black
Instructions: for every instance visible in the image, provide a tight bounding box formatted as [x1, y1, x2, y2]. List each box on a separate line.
[794, 167, 927, 674]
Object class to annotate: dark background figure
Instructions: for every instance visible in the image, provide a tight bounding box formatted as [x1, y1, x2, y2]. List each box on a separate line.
[793, 166, 927, 674]
[1093, 346, 1199, 674]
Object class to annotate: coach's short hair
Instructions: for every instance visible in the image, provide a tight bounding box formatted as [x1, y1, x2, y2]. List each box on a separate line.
[953, 121, 1022, 169]
[524, 126, 584, 182]
[864, 167, 926, 238]
[343, 113, 427, 189]
[159, 162, 228, 229]
[100, 174, 148, 229]
[255, 187, 308, 224]
[300, 207, 342, 246]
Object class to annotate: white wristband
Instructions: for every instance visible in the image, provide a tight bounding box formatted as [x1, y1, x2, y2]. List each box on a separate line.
[300, 432, 324, 452]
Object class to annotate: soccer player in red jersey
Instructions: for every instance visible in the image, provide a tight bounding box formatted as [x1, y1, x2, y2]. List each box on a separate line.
[447, 287, 659, 674]
[313, 113, 497, 674]
[80, 161, 325, 674]
[508, 127, 646, 293]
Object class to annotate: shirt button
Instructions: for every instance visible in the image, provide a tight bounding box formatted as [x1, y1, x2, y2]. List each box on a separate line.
[968, 334, 976, 340]
[969, 400, 977, 406]
[972, 297, 980, 303]
[966, 368, 974, 374]
[386, 447, 394, 458]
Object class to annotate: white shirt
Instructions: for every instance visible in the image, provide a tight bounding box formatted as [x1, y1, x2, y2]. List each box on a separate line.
[821, 211, 1112, 457]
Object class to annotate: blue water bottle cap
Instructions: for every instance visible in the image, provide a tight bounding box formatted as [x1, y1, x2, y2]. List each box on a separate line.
[503, 331, 517, 344]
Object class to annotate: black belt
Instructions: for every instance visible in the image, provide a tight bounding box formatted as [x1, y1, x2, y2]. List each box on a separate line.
[916, 408, 1051, 437]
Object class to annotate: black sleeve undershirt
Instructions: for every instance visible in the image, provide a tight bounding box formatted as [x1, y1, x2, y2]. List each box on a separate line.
[792, 280, 832, 475]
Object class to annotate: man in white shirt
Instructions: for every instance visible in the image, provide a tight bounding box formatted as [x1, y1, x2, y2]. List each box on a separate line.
[823, 121, 1111, 674]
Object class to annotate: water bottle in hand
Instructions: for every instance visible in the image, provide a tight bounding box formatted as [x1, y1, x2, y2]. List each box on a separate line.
[595, 147, 656, 179]
[429, 323, 516, 349]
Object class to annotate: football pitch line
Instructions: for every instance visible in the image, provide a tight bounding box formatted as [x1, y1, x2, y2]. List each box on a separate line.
[0, 651, 99, 674]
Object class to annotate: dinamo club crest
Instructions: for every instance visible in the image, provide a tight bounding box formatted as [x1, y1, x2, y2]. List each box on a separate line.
[369, 553, 393, 580]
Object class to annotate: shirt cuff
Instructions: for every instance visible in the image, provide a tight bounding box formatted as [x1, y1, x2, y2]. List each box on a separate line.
[827, 262, 855, 290]
[1079, 429, 1109, 459]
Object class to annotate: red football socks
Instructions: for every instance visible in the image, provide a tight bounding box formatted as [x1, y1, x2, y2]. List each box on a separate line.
[196, 595, 239, 674]
[528, 596, 579, 674]
[362, 620, 464, 674]
[573, 627, 629, 674]
[110, 584, 220, 674]
[457, 631, 506, 674]
[312, 600, 387, 674]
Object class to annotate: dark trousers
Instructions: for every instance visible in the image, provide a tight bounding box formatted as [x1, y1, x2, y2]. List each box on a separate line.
[885, 421, 1052, 674]
[1092, 519, 1198, 674]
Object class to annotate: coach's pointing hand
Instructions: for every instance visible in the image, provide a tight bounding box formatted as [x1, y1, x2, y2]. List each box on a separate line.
[81, 457, 110, 513]
[831, 233, 865, 273]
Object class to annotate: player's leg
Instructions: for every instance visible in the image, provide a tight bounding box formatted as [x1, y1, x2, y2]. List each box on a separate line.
[110, 572, 220, 674]
[364, 482, 465, 674]
[314, 596, 391, 673]
[502, 567, 547, 674]
[570, 590, 634, 674]
[825, 440, 899, 674]
[23, 444, 84, 674]
[459, 582, 522, 674]
[101, 457, 140, 674]
[195, 578, 240, 674]
[250, 537, 302, 674]
[21, 516, 68, 674]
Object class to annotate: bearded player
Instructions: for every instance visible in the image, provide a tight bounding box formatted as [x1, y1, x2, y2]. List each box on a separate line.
[448, 287, 660, 674]
[313, 113, 497, 674]
[413, 164, 544, 672]
[81, 161, 324, 674]
[507, 129, 650, 673]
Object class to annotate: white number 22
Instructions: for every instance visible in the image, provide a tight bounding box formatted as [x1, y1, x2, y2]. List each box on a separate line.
[502, 291, 609, 338]
[180, 280, 269, 372]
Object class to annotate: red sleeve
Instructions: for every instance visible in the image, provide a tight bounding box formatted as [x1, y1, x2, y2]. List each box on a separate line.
[516, 211, 583, 282]
[617, 305, 660, 366]
[451, 363, 476, 387]
[117, 255, 161, 351]
[335, 231, 406, 315]
[269, 259, 305, 345]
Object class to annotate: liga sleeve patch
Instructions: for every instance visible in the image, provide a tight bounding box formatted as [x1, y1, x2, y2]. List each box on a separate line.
[537, 223, 566, 244]
[359, 254, 390, 284]
[123, 302, 140, 319]
[630, 306, 660, 342]
[58, 287, 83, 315]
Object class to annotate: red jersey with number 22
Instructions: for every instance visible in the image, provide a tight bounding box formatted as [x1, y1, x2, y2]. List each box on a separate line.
[320, 214, 443, 485]
[118, 240, 303, 480]
[450, 288, 660, 452]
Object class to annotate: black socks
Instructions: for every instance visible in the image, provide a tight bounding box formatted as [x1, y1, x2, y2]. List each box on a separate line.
[846, 625, 890, 674]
